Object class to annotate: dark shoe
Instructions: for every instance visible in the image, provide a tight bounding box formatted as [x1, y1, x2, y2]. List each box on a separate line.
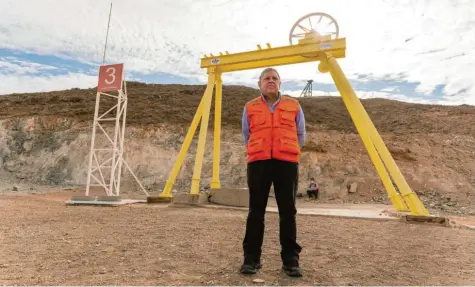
[282, 259, 302, 277]
[282, 265, 302, 277]
[240, 262, 262, 274]
[240, 263, 257, 274]
[240, 256, 262, 275]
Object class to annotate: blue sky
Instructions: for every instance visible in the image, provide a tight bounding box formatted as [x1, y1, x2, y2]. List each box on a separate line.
[1, 0, 474, 105]
[0, 47, 447, 103]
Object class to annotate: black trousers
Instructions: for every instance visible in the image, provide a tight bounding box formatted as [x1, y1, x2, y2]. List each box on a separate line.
[242, 159, 302, 263]
[307, 189, 318, 199]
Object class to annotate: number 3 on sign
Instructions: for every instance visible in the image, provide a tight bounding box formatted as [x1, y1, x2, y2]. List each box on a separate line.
[105, 67, 116, 85]
[97, 63, 124, 92]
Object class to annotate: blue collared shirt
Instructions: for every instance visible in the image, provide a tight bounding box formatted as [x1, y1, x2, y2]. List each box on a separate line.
[242, 93, 306, 147]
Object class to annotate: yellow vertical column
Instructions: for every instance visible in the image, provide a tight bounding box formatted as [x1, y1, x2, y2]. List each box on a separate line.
[324, 54, 428, 216]
[190, 69, 216, 194]
[158, 92, 207, 198]
[211, 72, 222, 189]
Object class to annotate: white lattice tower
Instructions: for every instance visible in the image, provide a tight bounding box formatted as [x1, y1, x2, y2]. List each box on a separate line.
[85, 64, 148, 197]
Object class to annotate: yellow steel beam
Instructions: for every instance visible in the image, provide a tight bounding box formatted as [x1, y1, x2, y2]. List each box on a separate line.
[324, 53, 428, 216]
[322, 56, 408, 212]
[158, 88, 207, 198]
[201, 38, 346, 70]
[190, 71, 216, 194]
[211, 72, 222, 189]
[211, 50, 345, 73]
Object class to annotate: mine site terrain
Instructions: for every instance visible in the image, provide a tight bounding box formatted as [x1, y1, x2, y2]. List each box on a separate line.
[1, 82, 475, 285]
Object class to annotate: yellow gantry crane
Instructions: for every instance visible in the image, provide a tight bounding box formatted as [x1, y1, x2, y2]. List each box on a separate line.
[151, 12, 429, 216]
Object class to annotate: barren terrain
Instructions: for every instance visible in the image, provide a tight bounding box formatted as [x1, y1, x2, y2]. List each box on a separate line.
[2, 82, 475, 285]
[1, 82, 475, 215]
[1, 191, 474, 286]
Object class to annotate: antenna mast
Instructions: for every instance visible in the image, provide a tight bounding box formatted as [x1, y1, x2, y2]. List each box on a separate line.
[102, 2, 113, 65]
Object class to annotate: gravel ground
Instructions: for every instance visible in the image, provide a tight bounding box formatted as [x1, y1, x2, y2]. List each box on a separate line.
[0, 191, 474, 286]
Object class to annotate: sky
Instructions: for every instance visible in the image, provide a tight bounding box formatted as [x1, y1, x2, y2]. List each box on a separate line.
[0, 0, 474, 105]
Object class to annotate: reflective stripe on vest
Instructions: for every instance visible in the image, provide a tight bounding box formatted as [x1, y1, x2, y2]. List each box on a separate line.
[245, 95, 301, 163]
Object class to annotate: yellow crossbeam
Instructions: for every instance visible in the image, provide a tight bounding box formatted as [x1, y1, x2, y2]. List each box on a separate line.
[201, 38, 346, 71]
[211, 50, 345, 73]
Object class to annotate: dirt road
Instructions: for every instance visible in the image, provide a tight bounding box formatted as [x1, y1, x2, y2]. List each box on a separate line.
[1, 191, 474, 285]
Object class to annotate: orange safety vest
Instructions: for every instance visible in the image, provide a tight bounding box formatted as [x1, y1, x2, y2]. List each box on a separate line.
[245, 95, 301, 163]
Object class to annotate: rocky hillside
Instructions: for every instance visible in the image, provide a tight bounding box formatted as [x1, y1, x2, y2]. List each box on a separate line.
[1, 82, 475, 215]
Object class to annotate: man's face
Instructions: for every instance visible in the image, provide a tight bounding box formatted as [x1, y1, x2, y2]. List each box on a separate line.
[258, 70, 280, 95]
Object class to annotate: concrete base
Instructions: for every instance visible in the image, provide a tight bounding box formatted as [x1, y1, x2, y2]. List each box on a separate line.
[169, 193, 209, 207]
[147, 196, 173, 203]
[70, 195, 97, 201]
[65, 195, 146, 206]
[97, 196, 121, 202]
[204, 204, 401, 221]
[198, 193, 211, 204]
[404, 215, 450, 226]
[209, 188, 249, 207]
[172, 193, 200, 205]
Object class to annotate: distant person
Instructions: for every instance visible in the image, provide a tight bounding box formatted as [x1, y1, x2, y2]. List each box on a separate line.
[307, 177, 319, 199]
[240, 67, 306, 277]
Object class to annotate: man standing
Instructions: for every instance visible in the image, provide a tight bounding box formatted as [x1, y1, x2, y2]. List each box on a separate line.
[240, 67, 306, 277]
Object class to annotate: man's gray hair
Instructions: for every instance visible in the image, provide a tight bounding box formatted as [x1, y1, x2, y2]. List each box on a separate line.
[259, 67, 280, 80]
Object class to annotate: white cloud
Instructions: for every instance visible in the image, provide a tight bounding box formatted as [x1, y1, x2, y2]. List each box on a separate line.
[381, 86, 399, 92]
[0, 0, 474, 104]
[0, 57, 97, 94]
[0, 57, 57, 75]
[0, 73, 97, 94]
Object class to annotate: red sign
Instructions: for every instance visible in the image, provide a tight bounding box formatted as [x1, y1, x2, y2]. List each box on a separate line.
[97, 63, 124, 92]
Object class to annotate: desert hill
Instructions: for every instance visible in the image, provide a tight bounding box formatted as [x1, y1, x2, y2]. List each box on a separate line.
[2, 82, 475, 135]
[1, 82, 475, 215]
